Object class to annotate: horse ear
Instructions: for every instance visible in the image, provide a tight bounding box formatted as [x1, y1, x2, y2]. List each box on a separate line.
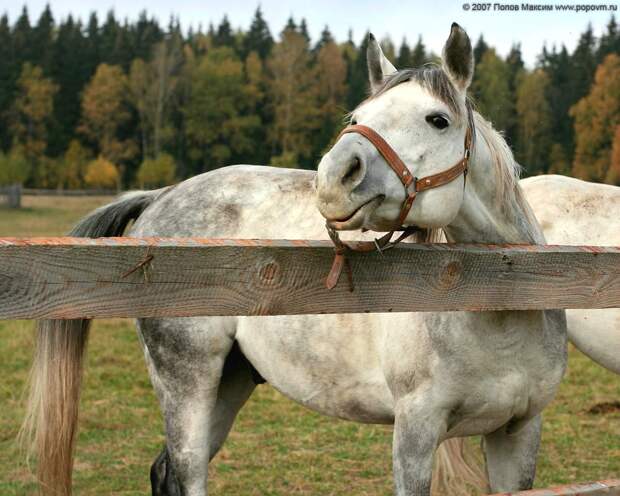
[367, 33, 397, 93]
[442, 23, 474, 92]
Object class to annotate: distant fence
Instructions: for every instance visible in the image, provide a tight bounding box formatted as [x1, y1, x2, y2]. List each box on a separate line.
[22, 188, 116, 196]
[0, 184, 21, 208]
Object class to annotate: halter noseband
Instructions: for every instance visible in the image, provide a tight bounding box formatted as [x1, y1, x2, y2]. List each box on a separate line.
[325, 124, 473, 290]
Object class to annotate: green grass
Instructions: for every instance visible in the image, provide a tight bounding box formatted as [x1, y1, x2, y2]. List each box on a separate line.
[0, 196, 618, 494]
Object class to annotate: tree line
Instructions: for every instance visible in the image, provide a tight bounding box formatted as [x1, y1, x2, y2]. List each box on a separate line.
[0, 6, 619, 189]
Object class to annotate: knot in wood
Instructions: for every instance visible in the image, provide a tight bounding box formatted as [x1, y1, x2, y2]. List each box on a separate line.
[258, 261, 279, 283]
[439, 260, 462, 289]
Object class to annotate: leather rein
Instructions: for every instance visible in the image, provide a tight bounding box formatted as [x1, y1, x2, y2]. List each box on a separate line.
[325, 124, 473, 290]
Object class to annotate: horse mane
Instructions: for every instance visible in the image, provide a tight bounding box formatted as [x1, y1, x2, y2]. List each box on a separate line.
[471, 111, 543, 243]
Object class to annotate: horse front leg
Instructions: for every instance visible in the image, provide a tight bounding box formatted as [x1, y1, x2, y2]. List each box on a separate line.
[392, 394, 447, 496]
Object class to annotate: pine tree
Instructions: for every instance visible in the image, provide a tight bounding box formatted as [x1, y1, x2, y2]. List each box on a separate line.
[85, 12, 101, 76]
[299, 19, 311, 46]
[347, 32, 370, 110]
[411, 36, 427, 67]
[504, 44, 524, 147]
[214, 16, 234, 48]
[571, 24, 597, 104]
[473, 35, 489, 64]
[540, 45, 574, 158]
[242, 7, 273, 60]
[397, 39, 412, 68]
[49, 15, 89, 156]
[315, 26, 334, 53]
[32, 4, 54, 74]
[132, 11, 164, 62]
[597, 15, 619, 63]
[100, 11, 120, 64]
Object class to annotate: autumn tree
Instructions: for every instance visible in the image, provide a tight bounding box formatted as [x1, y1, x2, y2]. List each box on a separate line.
[267, 27, 319, 167]
[571, 53, 620, 183]
[314, 40, 348, 155]
[10, 63, 58, 167]
[129, 36, 183, 160]
[80, 64, 136, 171]
[84, 156, 120, 189]
[60, 139, 92, 188]
[515, 69, 552, 174]
[184, 47, 260, 169]
[472, 49, 514, 134]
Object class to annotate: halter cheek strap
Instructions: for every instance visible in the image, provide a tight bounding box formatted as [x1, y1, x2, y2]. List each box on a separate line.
[325, 124, 472, 290]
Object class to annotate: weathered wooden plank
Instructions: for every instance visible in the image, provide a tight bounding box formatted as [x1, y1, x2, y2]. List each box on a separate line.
[0, 237, 619, 319]
[489, 479, 620, 495]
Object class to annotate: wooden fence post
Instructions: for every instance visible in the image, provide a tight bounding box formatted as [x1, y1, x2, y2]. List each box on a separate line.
[7, 183, 21, 208]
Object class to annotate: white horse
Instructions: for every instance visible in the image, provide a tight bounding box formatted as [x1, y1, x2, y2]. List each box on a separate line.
[22, 24, 567, 496]
[521, 175, 620, 374]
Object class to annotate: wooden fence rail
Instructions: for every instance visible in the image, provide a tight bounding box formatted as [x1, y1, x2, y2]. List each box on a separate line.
[1, 237, 619, 320]
[489, 479, 620, 495]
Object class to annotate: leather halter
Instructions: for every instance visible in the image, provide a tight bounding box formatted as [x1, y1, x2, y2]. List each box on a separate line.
[325, 124, 473, 290]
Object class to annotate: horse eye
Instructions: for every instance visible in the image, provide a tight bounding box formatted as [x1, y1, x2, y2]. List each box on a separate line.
[426, 114, 449, 130]
[350, 117, 358, 125]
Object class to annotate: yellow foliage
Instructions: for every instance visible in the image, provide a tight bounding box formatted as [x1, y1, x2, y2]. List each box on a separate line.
[0, 146, 30, 185]
[61, 140, 92, 189]
[84, 157, 120, 189]
[269, 151, 298, 168]
[80, 64, 135, 164]
[570, 54, 620, 183]
[10, 63, 58, 163]
[136, 153, 176, 188]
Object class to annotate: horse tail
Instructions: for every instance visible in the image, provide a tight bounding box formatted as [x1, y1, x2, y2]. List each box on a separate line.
[19, 189, 164, 496]
[432, 437, 488, 496]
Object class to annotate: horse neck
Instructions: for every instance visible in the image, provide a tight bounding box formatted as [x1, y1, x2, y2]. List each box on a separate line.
[443, 116, 545, 245]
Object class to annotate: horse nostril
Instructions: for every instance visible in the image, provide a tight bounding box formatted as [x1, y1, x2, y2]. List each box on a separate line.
[341, 156, 363, 186]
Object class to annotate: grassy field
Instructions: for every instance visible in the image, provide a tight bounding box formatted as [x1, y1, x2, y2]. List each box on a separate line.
[0, 195, 618, 495]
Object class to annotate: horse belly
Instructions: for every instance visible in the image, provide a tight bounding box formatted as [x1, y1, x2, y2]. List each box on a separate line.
[235, 314, 395, 424]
